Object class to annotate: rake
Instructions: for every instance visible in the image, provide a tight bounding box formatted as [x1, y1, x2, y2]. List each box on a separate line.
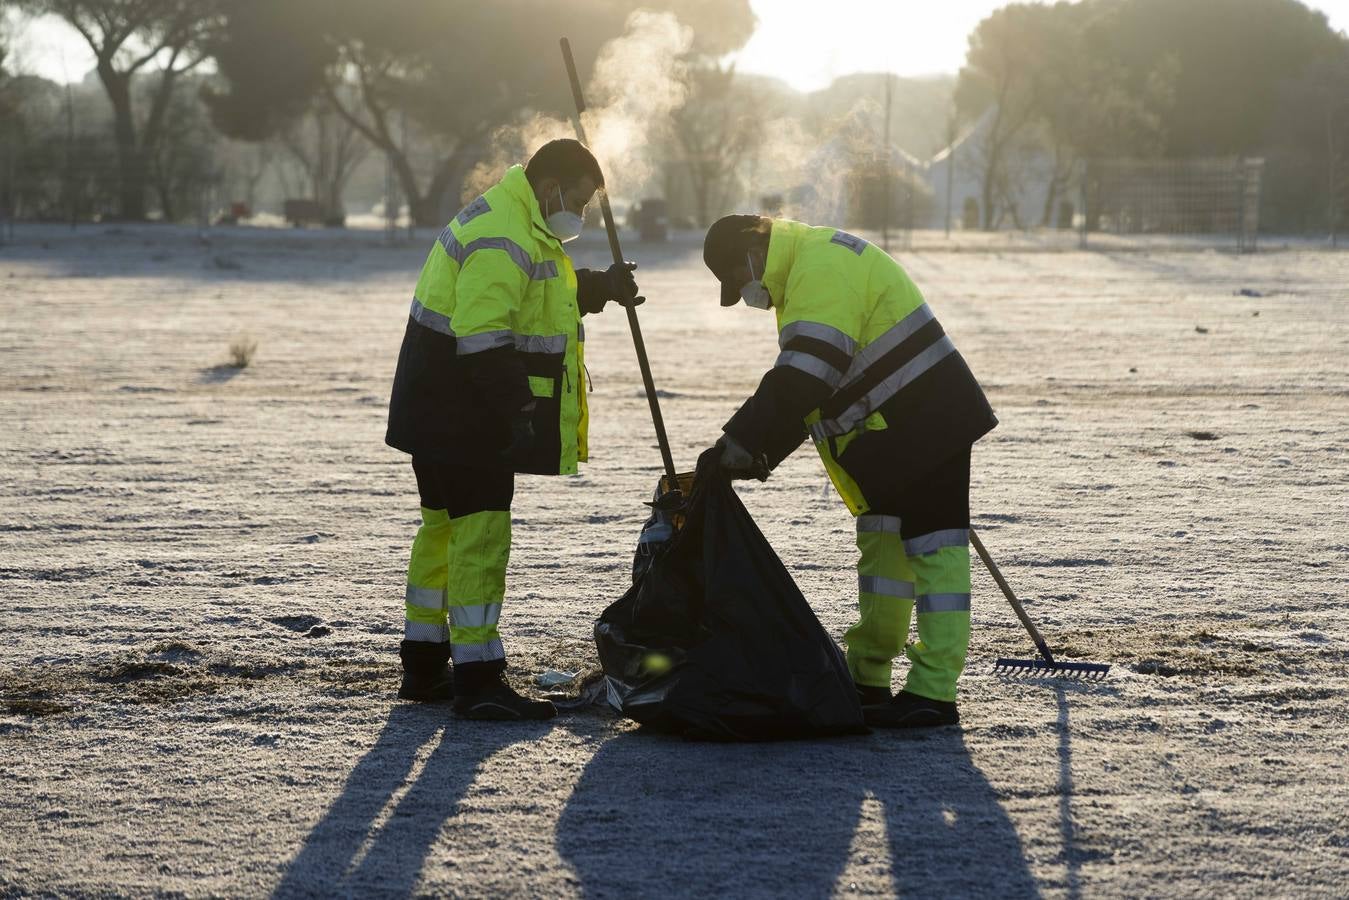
[970, 528, 1111, 680]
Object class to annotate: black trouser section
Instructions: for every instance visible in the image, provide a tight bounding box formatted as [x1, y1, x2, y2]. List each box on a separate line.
[410, 457, 515, 692]
[412, 458, 515, 516]
[863, 447, 971, 535]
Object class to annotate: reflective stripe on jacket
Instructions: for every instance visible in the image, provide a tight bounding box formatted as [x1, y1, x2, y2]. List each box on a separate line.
[386, 165, 588, 474]
[724, 219, 997, 513]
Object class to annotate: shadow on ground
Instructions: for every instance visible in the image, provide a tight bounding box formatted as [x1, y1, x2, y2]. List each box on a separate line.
[556, 726, 1043, 898]
[0, 224, 706, 284]
[270, 691, 1089, 897]
[271, 704, 549, 898]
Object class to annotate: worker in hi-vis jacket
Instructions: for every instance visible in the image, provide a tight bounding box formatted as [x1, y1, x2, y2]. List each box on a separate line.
[701, 214, 998, 728]
[386, 139, 641, 720]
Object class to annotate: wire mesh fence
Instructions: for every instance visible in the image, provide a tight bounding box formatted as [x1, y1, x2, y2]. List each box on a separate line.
[1082, 157, 1265, 252]
[0, 137, 1317, 257]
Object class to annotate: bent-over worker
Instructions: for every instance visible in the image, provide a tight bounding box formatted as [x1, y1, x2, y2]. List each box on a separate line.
[702, 215, 997, 728]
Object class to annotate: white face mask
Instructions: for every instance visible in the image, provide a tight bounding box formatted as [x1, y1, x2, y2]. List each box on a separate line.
[740, 251, 772, 309]
[545, 185, 584, 243]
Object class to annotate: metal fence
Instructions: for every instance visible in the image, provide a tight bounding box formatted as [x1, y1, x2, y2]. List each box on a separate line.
[1082, 157, 1265, 253]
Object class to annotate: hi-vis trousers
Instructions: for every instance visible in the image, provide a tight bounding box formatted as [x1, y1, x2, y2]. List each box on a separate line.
[844, 449, 972, 703]
[405, 459, 514, 682]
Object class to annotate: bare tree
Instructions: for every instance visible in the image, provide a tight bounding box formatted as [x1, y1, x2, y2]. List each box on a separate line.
[277, 92, 371, 225]
[146, 73, 217, 221]
[206, 0, 755, 227]
[21, 0, 220, 220]
[229, 142, 271, 216]
[205, 0, 622, 227]
[954, 6, 1045, 230]
[669, 63, 765, 226]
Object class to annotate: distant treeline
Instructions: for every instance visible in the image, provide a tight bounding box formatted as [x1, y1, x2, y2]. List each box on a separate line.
[0, 0, 1345, 235]
[955, 0, 1349, 233]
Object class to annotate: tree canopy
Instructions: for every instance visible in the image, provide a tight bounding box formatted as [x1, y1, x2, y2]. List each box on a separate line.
[954, 0, 1348, 229]
[203, 0, 754, 225]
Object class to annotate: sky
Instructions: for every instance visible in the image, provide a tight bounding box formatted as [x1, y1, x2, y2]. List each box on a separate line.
[6, 0, 1349, 91]
[733, 0, 1349, 90]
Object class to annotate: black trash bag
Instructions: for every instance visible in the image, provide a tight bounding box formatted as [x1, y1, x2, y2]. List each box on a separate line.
[630, 470, 694, 584]
[595, 448, 866, 740]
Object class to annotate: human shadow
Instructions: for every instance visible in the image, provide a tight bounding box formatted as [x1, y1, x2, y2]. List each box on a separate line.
[272, 704, 548, 898]
[556, 727, 1042, 898]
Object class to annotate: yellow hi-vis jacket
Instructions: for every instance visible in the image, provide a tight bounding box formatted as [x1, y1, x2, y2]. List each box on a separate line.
[386, 165, 589, 474]
[722, 219, 997, 514]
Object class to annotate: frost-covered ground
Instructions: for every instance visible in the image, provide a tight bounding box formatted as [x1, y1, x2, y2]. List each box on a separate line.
[1, 224, 1347, 898]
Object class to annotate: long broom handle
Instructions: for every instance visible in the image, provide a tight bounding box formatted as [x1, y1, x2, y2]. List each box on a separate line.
[969, 527, 1056, 666]
[559, 37, 678, 488]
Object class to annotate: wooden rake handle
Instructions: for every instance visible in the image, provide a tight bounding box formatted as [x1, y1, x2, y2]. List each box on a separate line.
[969, 527, 1056, 666]
[559, 37, 678, 488]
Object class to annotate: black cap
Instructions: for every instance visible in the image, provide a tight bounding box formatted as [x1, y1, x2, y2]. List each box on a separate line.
[703, 215, 766, 306]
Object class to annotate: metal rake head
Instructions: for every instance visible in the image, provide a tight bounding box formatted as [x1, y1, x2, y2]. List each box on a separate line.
[994, 657, 1111, 680]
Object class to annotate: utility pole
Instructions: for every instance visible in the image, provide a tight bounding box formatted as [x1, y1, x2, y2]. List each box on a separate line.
[61, 50, 76, 232]
[384, 146, 397, 244]
[943, 112, 956, 240]
[1078, 159, 1089, 250]
[881, 75, 892, 253]
[2, 132, 14, 244]
[1329, 107, 1340, 250]
[200, 140, 216, 231]
[401, 110, 412, 240]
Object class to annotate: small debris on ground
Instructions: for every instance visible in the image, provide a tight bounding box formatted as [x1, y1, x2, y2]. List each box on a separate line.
[536, 669, 580, 688]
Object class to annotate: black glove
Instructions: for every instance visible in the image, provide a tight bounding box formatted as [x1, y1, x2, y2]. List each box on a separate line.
[605, 261, 641, 306]
[501, 404, 537, 465]
[714, 434, 769, 482]
[577, 262, 645, 314]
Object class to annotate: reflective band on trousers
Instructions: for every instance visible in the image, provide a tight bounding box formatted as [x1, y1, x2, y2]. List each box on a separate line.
[779, 320, 858, 357]
[449, 602, 502, 630]
[903, 529, 970, 558]
[857, 514, 902, 534]
[859, 575, 915, 598]
[775, 350, 846, 388]
[405, 585, 445, 610]
[408, 298, 569, 358]
[811, 335, 956, 440]
[405, 621, 449, 643]
[452, 638, 506, 664]
[917, 592, 971, 614]
[438, 229, 559, 281]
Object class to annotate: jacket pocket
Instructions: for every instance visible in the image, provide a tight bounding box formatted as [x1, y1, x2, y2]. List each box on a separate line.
[514, 342, 565, 475]
[527, 375, 557, 399]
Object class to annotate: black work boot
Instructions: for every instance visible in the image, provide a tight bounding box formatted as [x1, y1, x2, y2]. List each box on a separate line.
[398, 640, 454, 703]
[855, 683, 892, 708]
[864, 690, 960, 729]
[453, 674, 556, 721]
